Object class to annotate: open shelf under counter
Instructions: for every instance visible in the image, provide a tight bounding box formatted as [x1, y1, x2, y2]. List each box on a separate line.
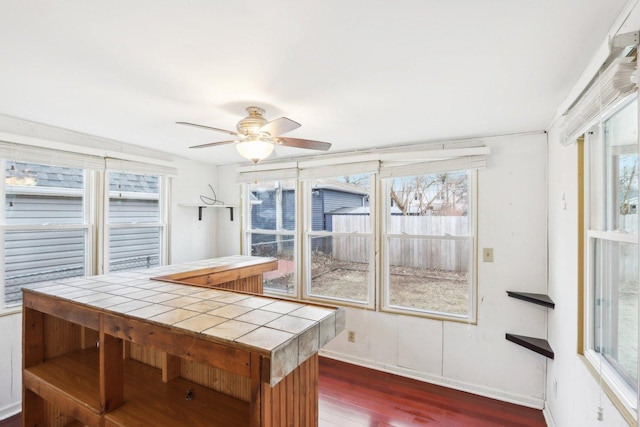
[23, 348, 102, 426]
[25, 346, 249, 427]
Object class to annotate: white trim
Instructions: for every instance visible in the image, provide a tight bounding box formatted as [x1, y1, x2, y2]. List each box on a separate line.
[0, 402, 21, 421]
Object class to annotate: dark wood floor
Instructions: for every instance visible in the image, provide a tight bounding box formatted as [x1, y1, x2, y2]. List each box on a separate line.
[2, 357, 546, 427]
[318, 357, 546, 427]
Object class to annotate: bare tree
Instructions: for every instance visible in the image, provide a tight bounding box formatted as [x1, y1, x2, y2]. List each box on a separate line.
[390, 172, 468, 216]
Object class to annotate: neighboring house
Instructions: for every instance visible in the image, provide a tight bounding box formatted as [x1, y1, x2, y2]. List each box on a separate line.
[250, 178, 368, 255]
[3, 162, 160, 305]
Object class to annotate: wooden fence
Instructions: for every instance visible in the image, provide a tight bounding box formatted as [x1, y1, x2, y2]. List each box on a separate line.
[330, 215, 469, 271]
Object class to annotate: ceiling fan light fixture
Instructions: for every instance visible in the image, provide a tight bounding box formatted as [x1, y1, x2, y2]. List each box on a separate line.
[236, 137, 274, 164]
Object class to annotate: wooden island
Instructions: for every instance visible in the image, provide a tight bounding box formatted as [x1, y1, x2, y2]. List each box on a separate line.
[22, 256, 345, 426]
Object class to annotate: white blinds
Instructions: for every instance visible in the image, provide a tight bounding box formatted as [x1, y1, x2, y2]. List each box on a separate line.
[0, 141, 178, 176]
[560, 56, 637, 146]
[105, 158, 178, 176]
[237, 166, 299, 184]
[0, 141, 104, 170]
[380, 155, 487, 178]
[298, 161, 380, 180]
[236, 147, 489, 183]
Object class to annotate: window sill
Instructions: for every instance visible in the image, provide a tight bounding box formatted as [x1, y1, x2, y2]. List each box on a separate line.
[0, 305, 22, 318]
[580, 352, 637, 425]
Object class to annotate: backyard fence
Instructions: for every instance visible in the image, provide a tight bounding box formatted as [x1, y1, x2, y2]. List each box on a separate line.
[330, 214, 469, 271]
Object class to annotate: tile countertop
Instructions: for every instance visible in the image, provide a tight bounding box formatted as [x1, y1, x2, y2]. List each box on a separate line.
[25, 255, 345, 386]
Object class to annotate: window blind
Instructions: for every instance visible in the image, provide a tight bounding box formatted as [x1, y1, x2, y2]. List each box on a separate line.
[380, 155, 486, 178]
[237, 166, 299, 183]
[298, 160, 380, 180]
[560, 56, 637, 146]
[0, 141, 105, 170]
[105, 158, 178, 176]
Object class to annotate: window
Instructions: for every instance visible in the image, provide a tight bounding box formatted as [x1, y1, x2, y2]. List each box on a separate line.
[244, 179, 297, 295]
[585, 97, 638, 411]
[2, 161, 90, 306]
[382, 169, 475, 318]
[240, 152, 483, 319]
[106, 171, 166, 273]
[303, 174, 374, 306]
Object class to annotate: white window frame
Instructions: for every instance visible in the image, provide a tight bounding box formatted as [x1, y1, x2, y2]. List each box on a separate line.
[583, 98, 640, 417]
[380, 169, 477, 321]
[300, 176, 377, 309]
[0, 162, 93, 309]
[242, 179, 299, 297]
[102, 171, 168, 275]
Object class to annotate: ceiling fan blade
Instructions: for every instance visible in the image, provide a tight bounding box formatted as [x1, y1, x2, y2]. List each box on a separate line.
[189, 140, 236, 149]
[176, 121, 239, 136]
[278, 137, 331, 151]
[260, 117, 301, 136]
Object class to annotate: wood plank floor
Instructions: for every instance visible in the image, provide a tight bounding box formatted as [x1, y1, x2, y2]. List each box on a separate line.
[2, 357, 546, 427]
[319, 357, 546, 427]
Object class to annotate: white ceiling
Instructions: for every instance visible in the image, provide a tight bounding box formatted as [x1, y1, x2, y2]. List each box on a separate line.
[0, 0, 632, 165]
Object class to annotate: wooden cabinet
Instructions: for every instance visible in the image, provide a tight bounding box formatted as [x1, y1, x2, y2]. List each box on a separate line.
[22, 256, 343, 426]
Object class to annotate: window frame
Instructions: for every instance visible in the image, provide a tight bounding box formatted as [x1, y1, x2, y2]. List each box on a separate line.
[300, 175, 377, 309]
[581, 95, 639, 419]
[242, 179, 299, 297]
[0, 162, 93, 308]
[102, 171, 168, 275]
[380, 169, 477, 321]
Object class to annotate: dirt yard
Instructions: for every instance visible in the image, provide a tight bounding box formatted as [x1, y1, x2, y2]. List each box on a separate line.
[266, 256, 468, 315]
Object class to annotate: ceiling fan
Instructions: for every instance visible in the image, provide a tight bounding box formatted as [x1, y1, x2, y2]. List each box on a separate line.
[177, 106, 332, 163]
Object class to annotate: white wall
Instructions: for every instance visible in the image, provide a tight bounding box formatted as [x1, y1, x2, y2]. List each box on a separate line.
[170, 158, 219, 263]
[0, 310, 22, 419]
[215, 164, 242, 256]
[215, 133, 550, 408]
[545, 127, 630, 427]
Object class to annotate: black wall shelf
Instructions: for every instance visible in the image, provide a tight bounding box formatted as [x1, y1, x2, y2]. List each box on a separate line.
[178, 204, 237, 221]
[506, 333, 554, 359]
[506, 291, 555, 309]
[506, 290, 554, 359]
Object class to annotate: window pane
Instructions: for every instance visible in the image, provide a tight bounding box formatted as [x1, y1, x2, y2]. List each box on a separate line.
[389, 171, 469, 235]
[109, 227, 161, 272]
[249, 180, 295, 231]
[310, 176, 371, 232]
[594, 239, 638, 391]
[605, 99, 638, 233]
[387, 237, 469, 315]
[5, 162, 84, 225]
[109, 172, 159, 224]
[308, 235, 370, 303]
[249, 232, 295, 294]
[4, 229, 86, 306]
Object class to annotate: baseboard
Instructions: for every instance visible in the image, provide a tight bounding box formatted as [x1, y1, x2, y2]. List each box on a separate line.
[0, 402, 20, 421]
[319, 349, 545, 410]
[543, 406, 556, 427]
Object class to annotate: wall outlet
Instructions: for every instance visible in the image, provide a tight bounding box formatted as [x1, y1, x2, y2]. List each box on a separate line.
[482, 248, 494, 262]
[347, 331, 356, 343]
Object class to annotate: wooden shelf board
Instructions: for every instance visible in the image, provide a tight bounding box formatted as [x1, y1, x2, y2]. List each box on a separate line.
[506, 333, 554, 359]
[506, 291, 555, 309]
[25, 347, 249, 427]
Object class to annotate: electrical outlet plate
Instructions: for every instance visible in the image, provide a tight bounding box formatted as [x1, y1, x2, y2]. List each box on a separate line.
[347, 331, 355, 342]
[482, 248, 494, 262]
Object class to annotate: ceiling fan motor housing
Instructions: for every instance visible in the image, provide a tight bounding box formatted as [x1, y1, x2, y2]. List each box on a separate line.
[237, 106, 268, 136]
